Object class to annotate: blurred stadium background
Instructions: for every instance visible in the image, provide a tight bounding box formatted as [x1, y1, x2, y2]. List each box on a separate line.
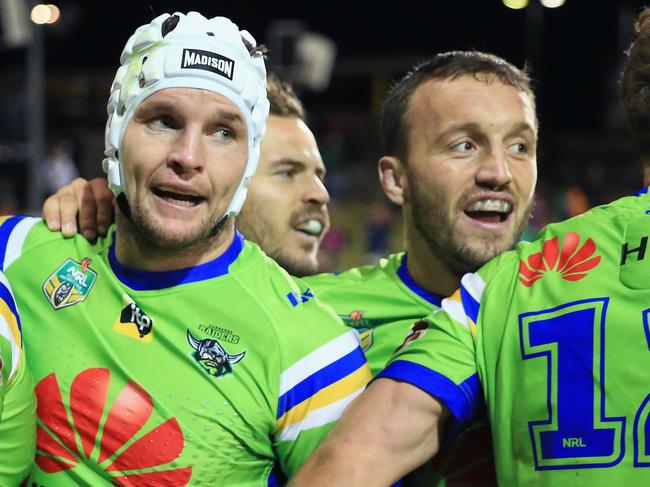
[0, 0, 646, 270]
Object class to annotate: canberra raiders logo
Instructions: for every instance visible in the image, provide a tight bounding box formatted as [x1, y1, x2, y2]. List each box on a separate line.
[186, 330, 245, 377]
[43, 258, 97, 310]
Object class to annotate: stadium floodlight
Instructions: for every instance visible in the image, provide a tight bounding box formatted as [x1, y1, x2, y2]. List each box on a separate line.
[540, 0, 565, 7]
[46, 4, 60, 23]
[502, 0, 529, 10]
[30, 4, 49, 24]
[30, 3, 60, 25]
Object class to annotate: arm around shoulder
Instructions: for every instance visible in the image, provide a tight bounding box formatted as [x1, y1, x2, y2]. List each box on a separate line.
[288, 377, 449, 486]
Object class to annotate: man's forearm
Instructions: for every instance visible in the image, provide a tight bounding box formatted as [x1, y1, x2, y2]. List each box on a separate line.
[288, 378, 448, 486]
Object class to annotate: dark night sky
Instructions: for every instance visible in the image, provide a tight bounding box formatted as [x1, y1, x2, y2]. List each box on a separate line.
[3, 0, 647, 131]
[0, 0, 646, 209]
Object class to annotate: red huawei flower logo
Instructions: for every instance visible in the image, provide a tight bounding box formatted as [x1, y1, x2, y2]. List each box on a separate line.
[518, 232, 601, 287]
[35, 368, 192, 485]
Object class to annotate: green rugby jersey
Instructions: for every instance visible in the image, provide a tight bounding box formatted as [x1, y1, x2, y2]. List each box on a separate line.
[304, 253, 441, 376]
[381, 189, 650, 485]
[0, 271, 36, 484]
[304, 253, 496, 486]
[0, 216, 370, 486]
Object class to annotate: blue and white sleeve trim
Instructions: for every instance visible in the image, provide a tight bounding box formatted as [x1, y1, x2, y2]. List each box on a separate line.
[377, 360, 479, 426]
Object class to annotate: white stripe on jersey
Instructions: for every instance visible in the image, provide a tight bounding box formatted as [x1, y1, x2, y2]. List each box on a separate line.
[0, 313, 21, 382]
[276, 386, 364, 441]
[460, 272, 486, 303]
[0, 272, 13, 294]
[0, 271, 20, 380]
[279, 330, 360, 396]
[439, 298, 471, 330]
[3, 217, 40, 269]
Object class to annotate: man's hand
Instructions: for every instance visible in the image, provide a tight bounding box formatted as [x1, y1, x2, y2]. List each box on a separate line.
[42, 178, 115, 241]
[288, 378, 449, 486]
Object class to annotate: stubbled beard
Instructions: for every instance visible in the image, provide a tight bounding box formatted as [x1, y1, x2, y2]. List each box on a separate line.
[409, 175, 532, 276]
[128, 197, 223, 250]
[236, 214, 320, 277]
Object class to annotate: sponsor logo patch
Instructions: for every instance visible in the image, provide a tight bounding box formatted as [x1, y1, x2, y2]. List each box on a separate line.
[187, 329, 245, 377]
[340, 310, 424, 352]
[287, 288, 314, 307]
[181, 48, 234, 80]
[518, 232, 601, 287]
[340, 311, 373, 351]
[394, 320, 430, 353]
[113, 294, 154, 343]
[43, 258, 97, 310]
[35, 368, 191, 484]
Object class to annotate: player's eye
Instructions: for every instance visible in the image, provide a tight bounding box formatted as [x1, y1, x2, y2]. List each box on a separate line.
[507, 142, 529, 156]
[450, 141, 475, 153]
[149, 115, 176, 130]
[277, 168, 297, 178]
[214, 127, 234, 141]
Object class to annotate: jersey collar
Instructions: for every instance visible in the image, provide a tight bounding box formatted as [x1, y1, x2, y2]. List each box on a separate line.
[108, 231, 244, 291]
[635, 186, 649, 196]
[396, 253, 443, 307]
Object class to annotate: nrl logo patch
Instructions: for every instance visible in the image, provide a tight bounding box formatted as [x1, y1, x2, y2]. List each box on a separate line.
[187, 329, 245, 377]
[181, 48, 234, 80]
[43, 258, 97, 310]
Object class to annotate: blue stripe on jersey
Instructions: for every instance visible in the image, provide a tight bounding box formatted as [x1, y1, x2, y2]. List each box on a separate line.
[377, 360, 479, 425]
[267, 464, 286, 487]
[635, 187, 648, 195]
[460, 284, 480, 324]
[267, 471, 279, 487]
[108, 231, 244, 290]
[397, 254, 443, 307]
[277, 346, 367, 419]
[0, 216, 28, 270]
[0, 280, 21, 334]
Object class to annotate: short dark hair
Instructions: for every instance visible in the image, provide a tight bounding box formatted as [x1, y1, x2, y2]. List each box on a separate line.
[380, 51, 536, 160]
[621, 8, 650, 159]
[267, 72, 305, 120]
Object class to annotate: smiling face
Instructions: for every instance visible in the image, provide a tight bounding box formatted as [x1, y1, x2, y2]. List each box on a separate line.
[402, 75, 537, 275]
[120, 87, 248, 250]
[236, 114, 330, 276]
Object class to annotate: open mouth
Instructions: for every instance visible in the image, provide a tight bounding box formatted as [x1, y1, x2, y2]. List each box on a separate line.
[152, 186, 205, 207]
[464, 199, 512, 224]
[294, 218, 324, 237]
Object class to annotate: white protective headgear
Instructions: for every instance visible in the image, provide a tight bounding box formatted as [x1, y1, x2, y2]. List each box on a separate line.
[103, 12, 270, 219]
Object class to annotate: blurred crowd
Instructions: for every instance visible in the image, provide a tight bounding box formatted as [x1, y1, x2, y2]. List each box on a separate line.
[0, 83, 642, 272]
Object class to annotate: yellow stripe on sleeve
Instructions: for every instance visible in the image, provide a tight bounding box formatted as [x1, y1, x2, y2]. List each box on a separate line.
[0, 300, 21, 352]
[277, 363, 371, 431]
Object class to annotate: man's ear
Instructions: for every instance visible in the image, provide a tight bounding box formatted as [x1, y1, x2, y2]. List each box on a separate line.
[378, 156, 408, 206]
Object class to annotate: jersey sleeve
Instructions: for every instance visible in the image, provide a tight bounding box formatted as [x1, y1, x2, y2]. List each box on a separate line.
[272, 290, 372, 477]
[376, 259, 504, 428]
[0, 271, 24, 384]
[0, 270, 36, 484]
[0, 215, 42, 272]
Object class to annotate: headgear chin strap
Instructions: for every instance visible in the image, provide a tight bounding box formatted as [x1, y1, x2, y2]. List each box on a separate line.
[102, 12, 270, 225]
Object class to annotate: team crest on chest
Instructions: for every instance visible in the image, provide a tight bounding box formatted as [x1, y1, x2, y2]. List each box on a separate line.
[186, 329, 245, 377]
[43, 258, 97, 310]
